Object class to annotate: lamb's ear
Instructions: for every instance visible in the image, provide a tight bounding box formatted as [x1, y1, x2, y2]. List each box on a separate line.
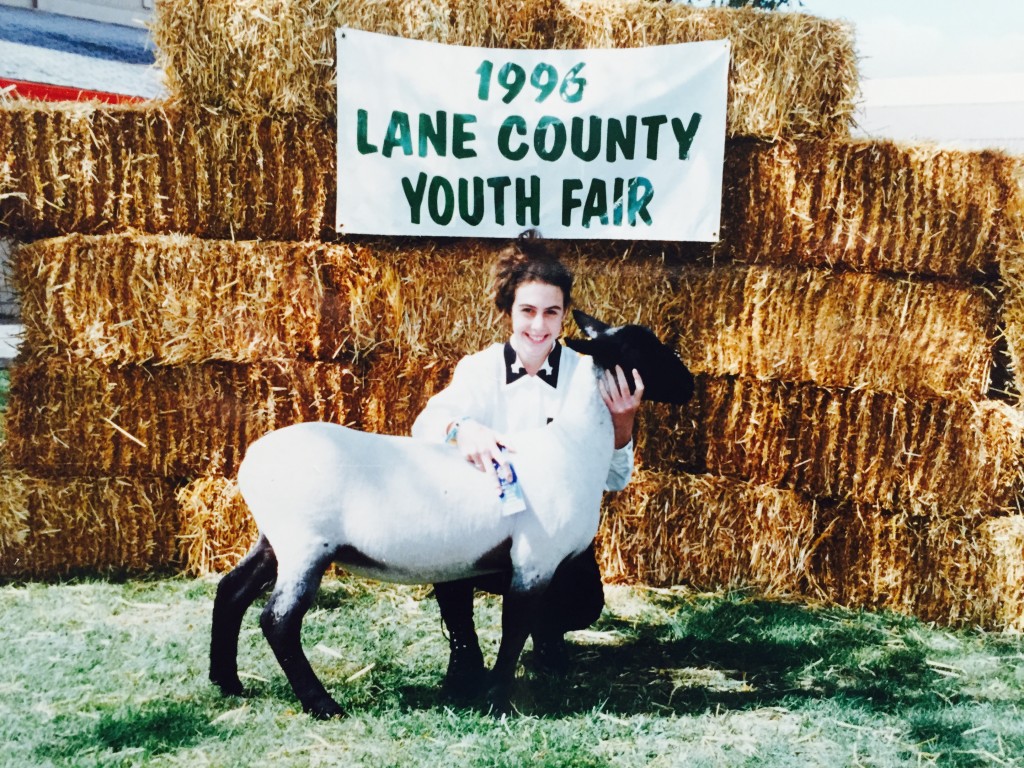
[563, 336, 595, 355]
[572, 309, 611, 339]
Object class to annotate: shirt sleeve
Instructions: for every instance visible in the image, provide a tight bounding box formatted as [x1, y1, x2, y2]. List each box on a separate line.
[604, 439, 635, 491]
[410, 352, 493, 442]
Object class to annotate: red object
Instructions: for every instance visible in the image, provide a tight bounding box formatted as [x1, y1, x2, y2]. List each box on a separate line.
[0, 76, 145, 104]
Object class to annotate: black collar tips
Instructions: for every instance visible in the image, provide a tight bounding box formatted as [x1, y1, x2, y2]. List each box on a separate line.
[504, 341, 561, 387]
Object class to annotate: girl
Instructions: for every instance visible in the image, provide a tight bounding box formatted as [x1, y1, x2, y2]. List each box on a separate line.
[411, 230, 643, 696]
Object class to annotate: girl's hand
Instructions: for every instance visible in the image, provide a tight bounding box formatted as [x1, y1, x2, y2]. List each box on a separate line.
[599, 366, 644, 449]
[454, 420, 513, 484]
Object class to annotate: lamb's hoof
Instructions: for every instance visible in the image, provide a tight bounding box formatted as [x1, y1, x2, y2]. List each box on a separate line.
[210, 672, 244, 697]
[531, 636, 570, 678]
[443, 640, 486, 701]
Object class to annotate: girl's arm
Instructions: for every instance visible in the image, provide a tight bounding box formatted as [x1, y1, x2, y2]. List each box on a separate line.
[411, 351, 508, 484]
[411, 354, 490, 442]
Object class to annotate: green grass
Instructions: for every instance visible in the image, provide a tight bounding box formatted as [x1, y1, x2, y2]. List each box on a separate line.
[1, 577, 1023, 767]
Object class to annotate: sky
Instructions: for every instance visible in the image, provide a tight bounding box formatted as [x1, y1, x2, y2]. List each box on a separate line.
[796, 0, 1024, 80]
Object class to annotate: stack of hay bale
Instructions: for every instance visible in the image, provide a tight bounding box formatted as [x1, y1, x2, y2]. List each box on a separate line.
[604, 137, 1024, 627]
[1, 0, 1022, 629]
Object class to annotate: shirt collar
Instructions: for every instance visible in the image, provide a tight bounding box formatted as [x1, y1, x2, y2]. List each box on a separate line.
[504, 341, 561, 388]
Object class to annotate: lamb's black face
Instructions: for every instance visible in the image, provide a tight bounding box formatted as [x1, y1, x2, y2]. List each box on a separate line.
[564, 310, 695, 405]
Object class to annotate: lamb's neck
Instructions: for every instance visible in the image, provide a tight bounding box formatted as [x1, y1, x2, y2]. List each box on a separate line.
[553, 365, 615, 459]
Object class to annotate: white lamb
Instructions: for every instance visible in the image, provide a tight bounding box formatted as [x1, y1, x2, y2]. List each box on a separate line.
[209, 310, 694, 718]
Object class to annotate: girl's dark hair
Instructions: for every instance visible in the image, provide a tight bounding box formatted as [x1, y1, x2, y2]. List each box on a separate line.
[492, 229, 573, 314]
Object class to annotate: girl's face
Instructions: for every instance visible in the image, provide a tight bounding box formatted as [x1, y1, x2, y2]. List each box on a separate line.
[509, 280, 566, 368]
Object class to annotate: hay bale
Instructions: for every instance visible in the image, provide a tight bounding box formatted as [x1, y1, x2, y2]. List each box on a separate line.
[165, 469, 1024, 630]
[6, 353, 994, 512]
[0, 469, 30, 565]
[13, 232, 999, 395]
[342, 239, 507, 361]
[722, 139, 1024, 279]
[809, 502, 1003, 628]
[596, 467, 1024, 629]
[0, 101, 333, 241]
[334, 242, 998, 398]
[360, 354, 457, 436]
[4, 357, 362, 478]
[671, 262, 995, 399]
[0, 471, 181, 578]
[638, 377, 1024, 511]
[14, 233, 377, 365]
[176, 475, 257, 576]
[152, 0, 857, 139]
[596, 469, 816, 595]
[996, 250, 1024, 400]
[566, 0, 857, 140]
[979, 516, 1024, 631]
[3, 102, 1018, 282]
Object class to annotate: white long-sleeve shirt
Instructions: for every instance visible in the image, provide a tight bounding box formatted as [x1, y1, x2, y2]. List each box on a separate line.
[411, 341, 634, 491]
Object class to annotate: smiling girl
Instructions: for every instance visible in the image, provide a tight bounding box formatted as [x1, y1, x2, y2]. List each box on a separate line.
[411, 230, 643, 694]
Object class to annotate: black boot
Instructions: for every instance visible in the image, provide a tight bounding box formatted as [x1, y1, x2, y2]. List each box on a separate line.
[530, 633, 570, 677]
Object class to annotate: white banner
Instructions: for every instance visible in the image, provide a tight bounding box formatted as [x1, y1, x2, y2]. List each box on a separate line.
[336, 28, 729, 241]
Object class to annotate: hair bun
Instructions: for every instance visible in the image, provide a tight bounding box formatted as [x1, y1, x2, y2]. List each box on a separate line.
[491, 229, 573, 314]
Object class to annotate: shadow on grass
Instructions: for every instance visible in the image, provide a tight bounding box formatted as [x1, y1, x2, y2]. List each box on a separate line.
[398, 594, 951, 718]
[38, 699, 220, 763]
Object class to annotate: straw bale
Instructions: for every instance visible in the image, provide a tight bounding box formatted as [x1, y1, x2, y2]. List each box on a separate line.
[4, 357, 362, 478]
[14, 231, 999, 395]
[671, 263, 995, 399]
[0, 470, 181, 579]
[0, 469, 30, 563]
[170, 469, 1024, 629]
[979, 515, 1024, 631]
[0, 101, 333, 241]
[637, 377, 1024, 512]
[722, 139, 1024, 279]
[362, 245, 996, 398]
[808, 502, 1009, 627]
[14, 233, 380, 365]
[176, 468, 817, 588]
[152, 0, 856, 139]
[321, 239, 686, 360]
[996, 249, 1024, 402]
[594, 464, 1024, 628]
[289, 238, 684, 361]
[360, 354, 457, 436]
[164, 466, 1024, 630]
[344, 239, 506, 360]
[176, 475, 257, 577]
[4, 100, 1017, 283]
[359, 364, 1023, 515]
[596, 468, 816, 595]
[7, 233, 673, 365]
[565, 0, 857, 140]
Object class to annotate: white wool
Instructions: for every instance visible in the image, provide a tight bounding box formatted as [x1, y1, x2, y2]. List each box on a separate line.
[237, 355, 613, 590]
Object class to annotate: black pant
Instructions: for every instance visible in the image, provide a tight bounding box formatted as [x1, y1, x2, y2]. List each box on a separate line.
[462, 542, 605, 635]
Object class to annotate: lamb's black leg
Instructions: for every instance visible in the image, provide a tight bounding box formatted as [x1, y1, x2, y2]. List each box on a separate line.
[434, 578, 486, 699]
[487, 588, 542, 717]
[260, 556, 342, 719]
[210, 535, 278, 696]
